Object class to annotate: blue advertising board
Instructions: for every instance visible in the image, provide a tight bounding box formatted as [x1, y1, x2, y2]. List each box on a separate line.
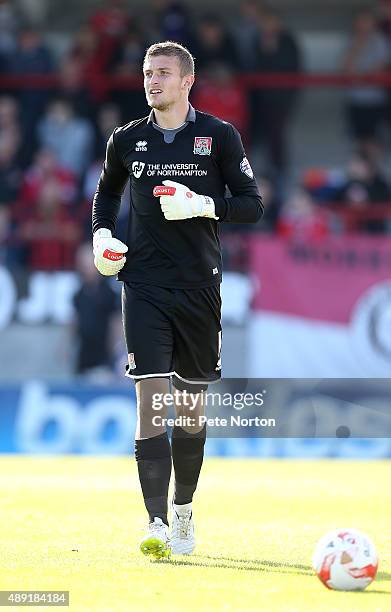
[1, 380, 391, 457]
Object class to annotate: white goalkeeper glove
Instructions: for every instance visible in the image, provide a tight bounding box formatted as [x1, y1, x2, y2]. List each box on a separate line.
[93, 228, 128, 276]
[153, 180, 218, 221]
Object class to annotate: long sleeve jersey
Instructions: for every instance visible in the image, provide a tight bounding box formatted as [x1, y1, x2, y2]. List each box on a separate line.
[92, 107, 263, 288]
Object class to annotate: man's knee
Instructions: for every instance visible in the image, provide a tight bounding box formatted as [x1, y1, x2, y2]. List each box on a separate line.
[136, 377, 170, 410]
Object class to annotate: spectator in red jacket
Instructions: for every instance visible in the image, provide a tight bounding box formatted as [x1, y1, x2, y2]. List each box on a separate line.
[18, 177, 81, 271]
[69, 24, 116, 100]
[88, 0, 131, 84]
[89, 0, 130, 43]
[192, 64, 249, 140]
[277, 189, 329, 242]
[19, 149, 77, 210]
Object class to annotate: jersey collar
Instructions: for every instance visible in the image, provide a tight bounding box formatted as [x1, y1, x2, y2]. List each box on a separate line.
[147, 103, 196, 126]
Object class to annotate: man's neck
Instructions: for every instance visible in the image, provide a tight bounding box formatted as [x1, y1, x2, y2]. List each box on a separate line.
[153, 101, 190, 129]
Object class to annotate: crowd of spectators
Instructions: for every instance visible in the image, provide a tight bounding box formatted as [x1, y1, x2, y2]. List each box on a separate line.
[0, 0, 391, 279]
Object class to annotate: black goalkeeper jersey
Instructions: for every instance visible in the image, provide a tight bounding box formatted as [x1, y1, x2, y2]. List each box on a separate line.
[92, 107, 263, 289]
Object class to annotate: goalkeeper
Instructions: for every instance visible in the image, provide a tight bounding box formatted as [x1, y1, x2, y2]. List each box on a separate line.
[92, 41, 263, 559]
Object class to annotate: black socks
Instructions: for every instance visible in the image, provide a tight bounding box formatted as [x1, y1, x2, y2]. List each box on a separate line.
[171, 425, 206, 505]
[134, 426, 207, 523]
[134, 432, 172, 525]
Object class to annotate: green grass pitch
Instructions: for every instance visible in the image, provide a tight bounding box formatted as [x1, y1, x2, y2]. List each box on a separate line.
[0, 457, 390, 611]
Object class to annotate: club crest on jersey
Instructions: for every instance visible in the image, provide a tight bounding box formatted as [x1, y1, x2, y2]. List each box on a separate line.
[240, 156, 254, 179]
[194, 136, 212, 155]
[132, 161, 145, 178]
[135, 140, 147, 151]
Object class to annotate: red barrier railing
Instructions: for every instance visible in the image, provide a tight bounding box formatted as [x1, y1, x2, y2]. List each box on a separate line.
[1, 72, 391, 90]
[327, 204, 391, 232]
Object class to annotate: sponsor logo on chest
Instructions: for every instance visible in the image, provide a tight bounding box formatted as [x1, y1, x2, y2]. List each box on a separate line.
[132, 161, 145, 178]
[143, 163, 208, 177]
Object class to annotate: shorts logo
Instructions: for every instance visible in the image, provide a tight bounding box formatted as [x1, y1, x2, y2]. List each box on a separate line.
[132, 161, 145, 178]
[135, 140, 147, 151]
[213, 267, 218, 275]
[194, 137, 212, 155]
[240, 157, 254, 179]
[128, 353, 136, 369]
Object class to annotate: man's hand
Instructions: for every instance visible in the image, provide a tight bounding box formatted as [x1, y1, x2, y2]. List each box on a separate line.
[153, 180, 218, 221]
[93, 228, 128, 276]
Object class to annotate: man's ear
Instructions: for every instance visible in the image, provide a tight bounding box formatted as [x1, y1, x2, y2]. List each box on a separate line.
[183, 75, 195, 91]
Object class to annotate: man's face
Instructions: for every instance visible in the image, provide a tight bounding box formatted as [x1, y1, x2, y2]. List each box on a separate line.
[143, 55, 193, 111]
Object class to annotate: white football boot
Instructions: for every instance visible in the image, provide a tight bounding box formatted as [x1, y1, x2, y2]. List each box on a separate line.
[170, 502, 195, 555]
[140, 517, 171, 560]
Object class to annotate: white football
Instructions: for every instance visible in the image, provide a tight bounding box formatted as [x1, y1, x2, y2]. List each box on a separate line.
[312, 528, 378, 591]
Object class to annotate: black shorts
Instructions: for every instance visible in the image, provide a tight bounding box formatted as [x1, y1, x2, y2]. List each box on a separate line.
[122, 282, 222, 388]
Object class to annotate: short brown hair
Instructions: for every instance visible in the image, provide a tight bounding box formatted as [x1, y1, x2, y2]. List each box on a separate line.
[144, 41, 195, 77]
